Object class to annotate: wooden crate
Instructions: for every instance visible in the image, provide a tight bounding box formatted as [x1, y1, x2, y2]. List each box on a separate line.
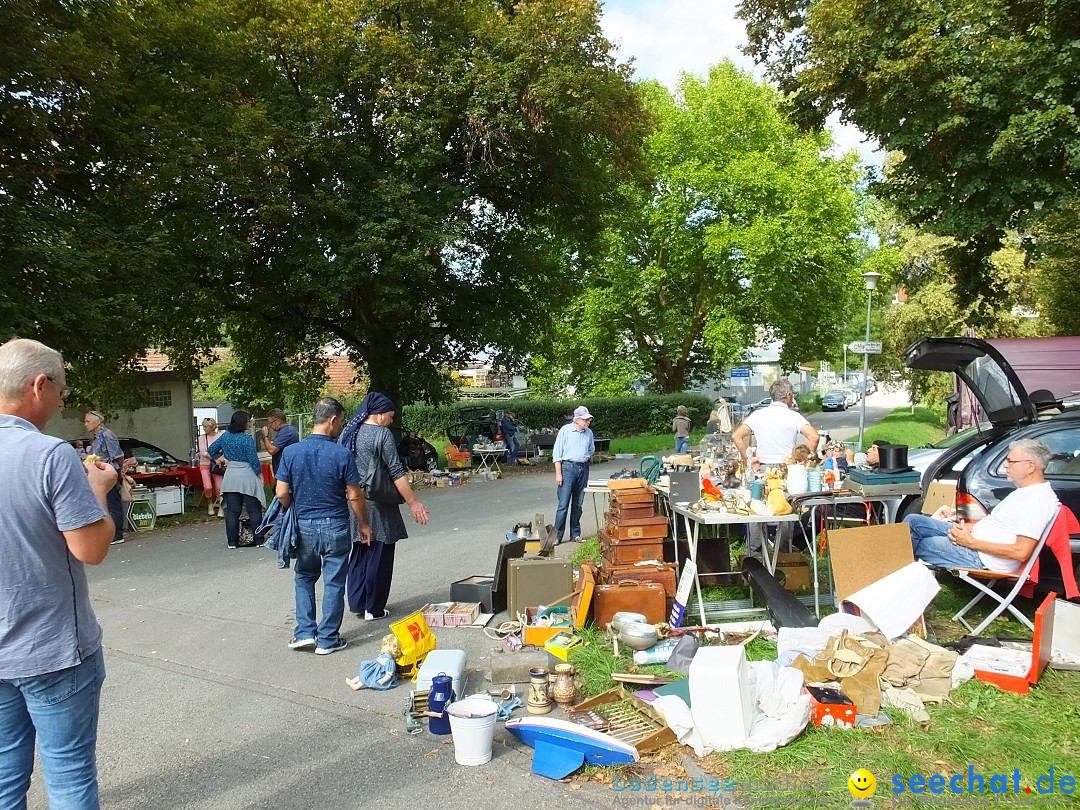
[568, 687, 677, 753]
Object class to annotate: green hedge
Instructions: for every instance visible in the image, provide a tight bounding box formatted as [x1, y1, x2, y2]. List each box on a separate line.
[402, 394, 715, 440]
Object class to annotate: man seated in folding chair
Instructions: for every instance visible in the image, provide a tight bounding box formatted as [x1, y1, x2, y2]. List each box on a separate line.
[902, 439, 1060, 635]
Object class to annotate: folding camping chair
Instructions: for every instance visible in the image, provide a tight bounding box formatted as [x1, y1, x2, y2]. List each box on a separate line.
[951, 504, 1066, 636]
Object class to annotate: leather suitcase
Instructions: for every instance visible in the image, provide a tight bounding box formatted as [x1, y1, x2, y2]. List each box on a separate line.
[604, 512, 669, 540]
[607, 498, 656, 520]
[600, 530, 663, 565]
[611, 488, 654, 505]
[602, 561, 678, 597]
[592, 581, 666, 628]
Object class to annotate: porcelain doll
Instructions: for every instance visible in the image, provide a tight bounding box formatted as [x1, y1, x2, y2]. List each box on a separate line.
[346, 634, 401, 691]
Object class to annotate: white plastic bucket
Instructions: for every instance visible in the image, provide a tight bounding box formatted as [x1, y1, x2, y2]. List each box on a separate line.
[446, 697, 498, 766]
[786, 464, 808, 495]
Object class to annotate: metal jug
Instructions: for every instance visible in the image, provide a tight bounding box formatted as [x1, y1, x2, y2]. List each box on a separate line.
[427, 673, 455, 735]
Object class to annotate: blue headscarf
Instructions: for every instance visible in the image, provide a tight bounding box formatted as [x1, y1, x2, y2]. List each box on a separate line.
[339, 392, 395, 452]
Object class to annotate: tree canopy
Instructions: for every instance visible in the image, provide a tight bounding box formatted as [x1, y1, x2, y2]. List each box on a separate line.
[738, 0, 1080, 314]
[1, 0, 645, 407]
[535, 64, 864, 394]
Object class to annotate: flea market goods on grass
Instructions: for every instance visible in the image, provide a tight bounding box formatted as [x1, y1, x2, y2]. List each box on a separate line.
[366, 454, 1079, 806]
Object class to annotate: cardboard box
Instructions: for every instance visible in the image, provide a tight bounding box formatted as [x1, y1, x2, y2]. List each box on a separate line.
[922, 481, 957, 515]
[421, 602, 453, 627]
[443, 602, 480, 626]
[805, 684, 856, 728]
[447, 457, 471, 470]
[522, 564, 595, 646]
[544, 631, 583, 662]
[827, 523, 915, 603]
[776, 552, 811, 592]
[608, 478, 651, 491]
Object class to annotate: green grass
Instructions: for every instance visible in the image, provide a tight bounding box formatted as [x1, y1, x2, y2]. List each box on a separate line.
[568, 571, 1080, 798]
[609, 430, 708, 456]
[860, 406, 946, 451]
[798, 391, 823, 414]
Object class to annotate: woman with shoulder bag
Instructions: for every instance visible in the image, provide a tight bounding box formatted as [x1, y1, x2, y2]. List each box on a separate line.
[339, 392, 429, 621]
[198, 417, 226, 516]
[208, 411, 265, 549]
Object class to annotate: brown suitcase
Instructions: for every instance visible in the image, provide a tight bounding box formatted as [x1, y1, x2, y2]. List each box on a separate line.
[599, 530, 663, 565]
[603, 512, 669, 540]
[592, 581, 666, 628]
[602, 562, 678, 597]
[607, 498, 656, 519]
[611, 488, 654, 505]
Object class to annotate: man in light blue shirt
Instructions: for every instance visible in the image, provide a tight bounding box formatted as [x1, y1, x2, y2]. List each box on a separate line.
[0, 338, 118, 809]
[552, 405, 595, 544]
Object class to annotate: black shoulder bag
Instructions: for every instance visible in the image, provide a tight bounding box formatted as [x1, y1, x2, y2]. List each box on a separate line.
[364, 443, 405, 505]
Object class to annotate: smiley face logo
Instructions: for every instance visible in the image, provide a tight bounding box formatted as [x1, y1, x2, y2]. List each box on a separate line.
[848, 769, 876, 800]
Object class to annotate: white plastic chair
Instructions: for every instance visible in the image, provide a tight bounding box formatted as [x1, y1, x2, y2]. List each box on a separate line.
[951, 506, 1064, 635]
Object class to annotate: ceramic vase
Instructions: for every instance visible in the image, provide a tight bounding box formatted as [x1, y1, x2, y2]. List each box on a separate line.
[527, 667, 551, 714]
[552, 663, 576, 708]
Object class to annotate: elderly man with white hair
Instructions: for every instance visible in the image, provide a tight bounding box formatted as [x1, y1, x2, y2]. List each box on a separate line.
[83, 409, 126, 545]
[903, 438, 1059, 572]
[0, 338, 118, 809]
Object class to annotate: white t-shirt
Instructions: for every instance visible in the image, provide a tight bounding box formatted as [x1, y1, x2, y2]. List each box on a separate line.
[973, 482, 1059, 573]
[743, 402, 811, 464]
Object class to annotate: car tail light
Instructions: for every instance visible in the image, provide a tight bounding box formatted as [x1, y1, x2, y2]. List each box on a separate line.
[956, 491, 989, 521]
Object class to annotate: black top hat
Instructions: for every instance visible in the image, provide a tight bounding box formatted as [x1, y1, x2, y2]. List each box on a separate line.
[876, 443, 911, 473]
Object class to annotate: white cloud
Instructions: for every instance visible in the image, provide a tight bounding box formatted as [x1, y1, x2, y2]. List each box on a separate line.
[602, 0, 755, 88]
[600, 0, 883, 168]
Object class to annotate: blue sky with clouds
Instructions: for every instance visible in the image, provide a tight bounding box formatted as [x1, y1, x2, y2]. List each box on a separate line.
[599, 0, 882, 166]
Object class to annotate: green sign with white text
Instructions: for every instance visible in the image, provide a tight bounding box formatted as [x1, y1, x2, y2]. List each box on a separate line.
[127, 500, 156, 531]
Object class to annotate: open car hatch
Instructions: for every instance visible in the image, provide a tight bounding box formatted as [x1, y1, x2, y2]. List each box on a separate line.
[903, 337, 1038, 427]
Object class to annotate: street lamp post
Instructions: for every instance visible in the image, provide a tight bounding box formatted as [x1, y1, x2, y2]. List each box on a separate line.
[857, 271, 882, 450]
[843, 343, 847, 383]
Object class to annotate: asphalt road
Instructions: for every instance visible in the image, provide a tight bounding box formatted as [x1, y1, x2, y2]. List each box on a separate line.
[30, 459, 627, 810]
[803, 387, 911, 445]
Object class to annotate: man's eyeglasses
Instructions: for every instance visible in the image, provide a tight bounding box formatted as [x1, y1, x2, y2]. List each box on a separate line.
[46, 376, 71, 402]
[1003, 456, 1034, 467]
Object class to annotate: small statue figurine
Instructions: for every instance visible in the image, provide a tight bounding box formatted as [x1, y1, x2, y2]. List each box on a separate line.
[346, 634, 401, 691]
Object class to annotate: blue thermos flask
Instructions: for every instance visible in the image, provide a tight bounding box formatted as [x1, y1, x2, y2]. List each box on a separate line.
[427, 673, 455, 735]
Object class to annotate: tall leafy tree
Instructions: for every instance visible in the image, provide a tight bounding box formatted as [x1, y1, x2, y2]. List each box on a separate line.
[2, 0, 644, 407]
[161, 0, 645, 406]
[738, 0, 1080, 318]
[541, 64, 863, 394]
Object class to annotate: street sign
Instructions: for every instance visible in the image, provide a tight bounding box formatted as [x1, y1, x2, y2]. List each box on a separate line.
[730, 367, 751, 378]
[848, 341, 882, 354]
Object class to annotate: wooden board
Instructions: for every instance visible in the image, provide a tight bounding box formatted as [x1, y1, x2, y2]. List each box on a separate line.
[922, 481, 957, 515]
[827, 523, 915, 603]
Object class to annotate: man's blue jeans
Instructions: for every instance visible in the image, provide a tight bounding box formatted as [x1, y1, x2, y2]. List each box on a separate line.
[0, 648, 106, 810]
[555, 461, 589, 541]
[903, 514, 985, 569]
[675, 436, 689, 453]
[293, 518, 352, 647]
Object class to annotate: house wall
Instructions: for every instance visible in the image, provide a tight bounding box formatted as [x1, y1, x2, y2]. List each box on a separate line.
[45, 373, 195, 460]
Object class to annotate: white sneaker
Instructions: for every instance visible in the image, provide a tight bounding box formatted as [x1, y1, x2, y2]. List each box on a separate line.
[110, 537, 125, 545]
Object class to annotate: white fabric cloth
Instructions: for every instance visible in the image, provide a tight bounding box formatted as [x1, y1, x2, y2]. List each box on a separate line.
[841, 562, 941, 639]
[743, 402, 811, 464]
[652, 662, 809, 756]
[972, 482, 1058, 573]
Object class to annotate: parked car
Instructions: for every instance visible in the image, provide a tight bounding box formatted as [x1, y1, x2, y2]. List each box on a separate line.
[840, 388, 859, 407]
[821, 390, 848, 411]
[903, 336, 1080, 584]
[746, 397, 801, 415]
[447, 406, 499, 449]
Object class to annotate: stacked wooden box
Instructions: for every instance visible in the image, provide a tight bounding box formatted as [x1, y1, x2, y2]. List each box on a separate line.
[595, 479, 676, 626]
